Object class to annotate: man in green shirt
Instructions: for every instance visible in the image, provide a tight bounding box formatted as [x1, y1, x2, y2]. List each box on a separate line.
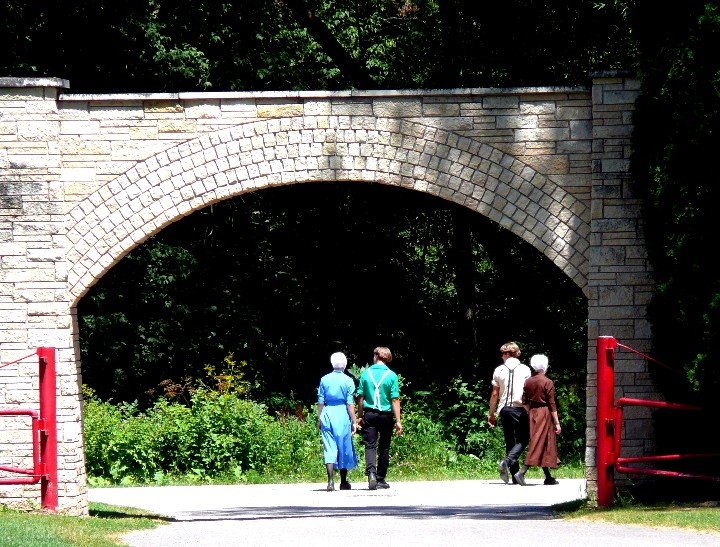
[356, 346, 402, 490]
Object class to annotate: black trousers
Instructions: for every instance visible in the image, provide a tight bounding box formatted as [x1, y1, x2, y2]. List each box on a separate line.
[499, 406, 529, 475]
[362, 410, 394, 480]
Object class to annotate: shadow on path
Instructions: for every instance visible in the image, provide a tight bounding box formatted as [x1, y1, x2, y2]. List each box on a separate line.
[175, 503, 559, 522]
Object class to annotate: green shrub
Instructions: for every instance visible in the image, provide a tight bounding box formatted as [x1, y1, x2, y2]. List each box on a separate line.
[83, 384, 583, 485]
[104, 401, 166, 482]
[263, 406, 324, 482]
[82, 394, 124, 478]
[185, 390, 273, 476]
[84, 389, 276, 483]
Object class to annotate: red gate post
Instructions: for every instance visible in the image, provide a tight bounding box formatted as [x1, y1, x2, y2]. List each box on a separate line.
[596, 336, 617, 508]
[37, 347, 58, 511]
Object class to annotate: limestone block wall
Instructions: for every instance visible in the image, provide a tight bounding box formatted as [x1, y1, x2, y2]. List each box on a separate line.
[0, 78, 87, 514]
[0, 73, 652, 514]
[586, 74, 657, 490]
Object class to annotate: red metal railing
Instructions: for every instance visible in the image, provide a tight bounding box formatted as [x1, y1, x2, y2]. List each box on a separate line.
[0, 409, 41, 483]
[0, 347, 57, 511]
[596, 336, 720, 507]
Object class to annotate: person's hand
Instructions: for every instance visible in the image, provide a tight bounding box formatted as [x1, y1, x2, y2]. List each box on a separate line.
[555, 423, 562, 434]
[394, 421, 403, 436]
[351, 421, 357, 434]
[488, 414, 496, 428]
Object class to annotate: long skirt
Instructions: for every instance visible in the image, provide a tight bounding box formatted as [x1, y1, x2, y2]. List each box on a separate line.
[320, 404, 358, 469]
[524, 406, 559, 468]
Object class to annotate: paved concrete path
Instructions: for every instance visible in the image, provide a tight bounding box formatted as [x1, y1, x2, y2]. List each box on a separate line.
[89, 479, 720, 546]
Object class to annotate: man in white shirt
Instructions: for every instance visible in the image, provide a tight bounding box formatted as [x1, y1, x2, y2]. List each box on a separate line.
[487, 341, 531, 484]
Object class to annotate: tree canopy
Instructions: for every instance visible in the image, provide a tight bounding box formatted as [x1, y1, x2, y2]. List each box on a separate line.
[631, 2, 720, 409]
[1, 1, 635, 92]
[3, 1, 719, 432]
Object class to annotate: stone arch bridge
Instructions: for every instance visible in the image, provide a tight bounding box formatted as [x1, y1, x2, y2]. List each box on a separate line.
[0, 74, 653, 515]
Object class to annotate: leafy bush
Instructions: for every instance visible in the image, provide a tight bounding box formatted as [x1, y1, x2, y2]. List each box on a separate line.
[262, 406, 326, 482]
[553, 375, 586, 465]
[84, 389, 275, 483]
[82, 391, 124, 479]
[83, 384, 584, 485]
[187, 390, 273, 476]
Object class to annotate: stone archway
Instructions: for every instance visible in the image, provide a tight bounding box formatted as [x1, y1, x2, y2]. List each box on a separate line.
[0, 74, 653, 515]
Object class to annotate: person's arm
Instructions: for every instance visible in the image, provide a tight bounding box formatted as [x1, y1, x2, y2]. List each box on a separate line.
[317, 403, 324, 430]
[392, 398, 402, 435]
[551, 410, 561, 434]
[488, 385, 499, 427]
[347, 403, 357, 433]
[548, 381, 560, 434]
[357, 396, 365, 428]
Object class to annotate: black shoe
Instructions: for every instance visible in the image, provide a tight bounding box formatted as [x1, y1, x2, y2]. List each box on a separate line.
[326, 480, 335, 491]
[376, 480, 390, 489]
[544, 477, 559, 485]
[368, 472, 377, 490]
[340, 481, 351, 490]
[513, 471, 526, 486]
[498, 460, 509, 484]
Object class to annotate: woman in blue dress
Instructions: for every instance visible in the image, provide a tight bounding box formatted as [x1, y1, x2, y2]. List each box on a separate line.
[317, 352, 358, 491]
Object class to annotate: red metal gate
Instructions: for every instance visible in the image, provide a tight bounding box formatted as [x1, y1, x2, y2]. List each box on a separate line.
[596, 336, 720, 507]
[0, 347, 58, 511]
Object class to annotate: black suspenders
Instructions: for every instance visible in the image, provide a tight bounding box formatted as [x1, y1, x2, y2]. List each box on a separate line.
[504, 365, 514, 408]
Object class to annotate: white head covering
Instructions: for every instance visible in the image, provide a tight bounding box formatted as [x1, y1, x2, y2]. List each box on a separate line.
[330, 352, 347, 370]
[530, 354, 549, 372]
[504, 357, 521, 369]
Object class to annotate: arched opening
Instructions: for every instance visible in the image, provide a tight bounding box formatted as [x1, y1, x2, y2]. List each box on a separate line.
[76, 181, 587, 481]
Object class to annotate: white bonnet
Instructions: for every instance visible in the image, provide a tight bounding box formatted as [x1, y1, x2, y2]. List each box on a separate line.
[505, 357, 520, 368]
[330, 352, 347, 370]
[530, 354, 549, 372]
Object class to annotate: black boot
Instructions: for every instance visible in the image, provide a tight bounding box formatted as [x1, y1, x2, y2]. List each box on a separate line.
[542, 466, 558, 485]
[368, 471, 377, 490]
[326, 463, 335, 491]
[339, 469, 351, 490]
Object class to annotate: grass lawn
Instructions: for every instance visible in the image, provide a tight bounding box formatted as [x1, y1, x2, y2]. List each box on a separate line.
[557, 498, 720, 533]
[0, 503, 163, 547]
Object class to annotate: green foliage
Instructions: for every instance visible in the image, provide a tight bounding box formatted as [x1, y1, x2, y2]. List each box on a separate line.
[424, 378, 496, 457]
[192, 390, 273, 475]
[391, 410, 458, 474]
[199, 353, 259, 397]
[632, 2, 720, 414]
[1, 0, 635, 92]
[411, 370, 585, 469]
[84, 389, 275, 483]
[553, 374, 586, 464]
[81, 390, 124, 480]
[262, 407, 323, 482]
[104, 401, 167, 483]
[83, 386, 583, 485]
